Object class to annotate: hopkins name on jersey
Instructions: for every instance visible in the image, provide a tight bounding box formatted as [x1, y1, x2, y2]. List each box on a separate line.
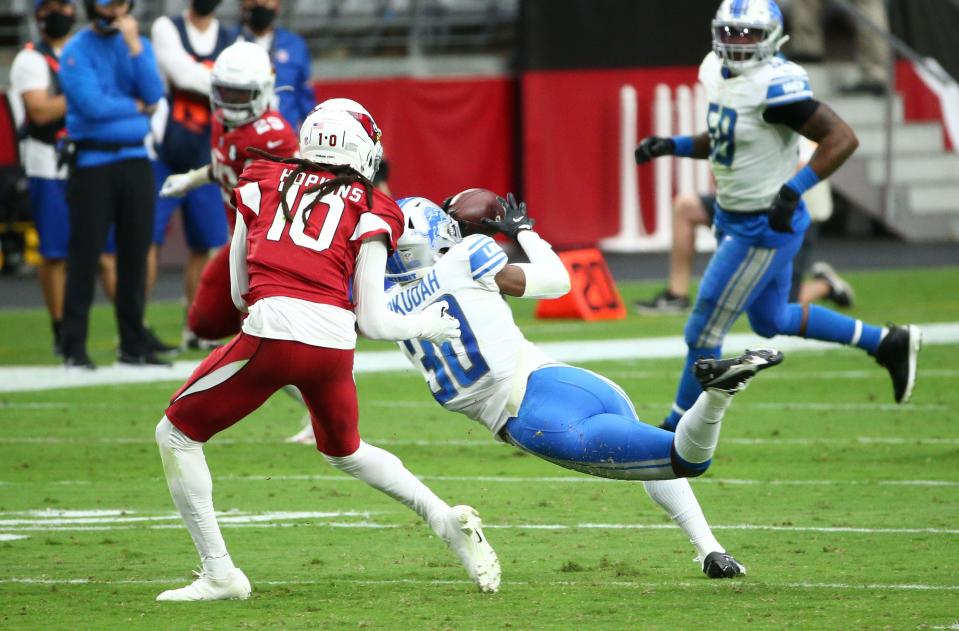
[232, 160, 403, 311]
[387, 234, 553, 436]
[699, 52, 813, 212]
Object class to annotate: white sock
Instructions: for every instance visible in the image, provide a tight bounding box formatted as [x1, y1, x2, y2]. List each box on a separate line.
[155, 416, 235, 579]
[643, 478, 724, 559]
[673, 390, 732, 465]
[325, 441, 452, 536]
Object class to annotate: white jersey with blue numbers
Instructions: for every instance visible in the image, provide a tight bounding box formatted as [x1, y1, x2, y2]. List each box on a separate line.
[387, 234, 554, 436]
[699, 51, 813, 211]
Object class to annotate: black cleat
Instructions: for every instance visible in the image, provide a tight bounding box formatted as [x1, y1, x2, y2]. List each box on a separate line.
[875, 324, 921, 404]
[64, 353, 97, 371]
[694, 348, 783, 394]
[810, 261, 855, 308]
[145, 327, 179, 355]
[117, 351, 173, 367]
[702, 551, 747, 578]
[634, 289, 690, 315]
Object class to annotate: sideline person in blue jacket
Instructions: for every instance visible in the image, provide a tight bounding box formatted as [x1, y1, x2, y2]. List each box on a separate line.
[231, 0, 314, 129]
[59, 0, 165, 369]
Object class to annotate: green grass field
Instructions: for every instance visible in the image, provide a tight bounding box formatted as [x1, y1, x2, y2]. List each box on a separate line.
[1, 268, 958, 630]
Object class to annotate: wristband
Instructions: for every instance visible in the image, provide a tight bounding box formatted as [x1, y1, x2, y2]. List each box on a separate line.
[785, 165, 821, 195]
[672, 135, 694, 158]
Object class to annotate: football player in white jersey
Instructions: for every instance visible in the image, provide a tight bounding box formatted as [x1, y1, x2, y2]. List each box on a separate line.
[380, 194, 783, 578]
[635, 0, 921, 432]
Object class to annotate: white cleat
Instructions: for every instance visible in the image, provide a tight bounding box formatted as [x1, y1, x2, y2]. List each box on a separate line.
[443, 505, 501, 593]
[156, 568, 251, 602]
[285, 420, 315, 445]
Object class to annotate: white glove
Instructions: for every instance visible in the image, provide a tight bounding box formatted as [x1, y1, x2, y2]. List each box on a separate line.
[417, 300, 461, 344]
[159, 166, 211, 198]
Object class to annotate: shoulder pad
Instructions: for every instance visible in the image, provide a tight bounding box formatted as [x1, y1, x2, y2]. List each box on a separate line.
[461, 234, 508, 281]
[762, 60, 813, 107]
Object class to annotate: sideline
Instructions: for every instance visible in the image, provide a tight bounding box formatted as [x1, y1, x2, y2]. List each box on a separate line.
[1, 321, 958, 393]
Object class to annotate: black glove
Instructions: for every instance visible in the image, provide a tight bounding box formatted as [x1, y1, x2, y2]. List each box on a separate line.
[482, 192, 535, 240]
[768, 185, 801, 233]
[634, 136, 676, 164]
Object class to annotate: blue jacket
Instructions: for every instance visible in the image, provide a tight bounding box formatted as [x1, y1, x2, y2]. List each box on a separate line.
[60, 27, 165, 168]
[231, 26, 314, 130]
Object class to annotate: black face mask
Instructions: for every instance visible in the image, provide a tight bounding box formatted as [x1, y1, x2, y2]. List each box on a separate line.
[38, 11, 76, 39]
[192, 0, 220, 17]
[244, 6, 276, 32]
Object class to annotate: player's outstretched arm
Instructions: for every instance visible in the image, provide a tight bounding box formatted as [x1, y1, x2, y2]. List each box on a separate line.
[479, 194, 570, 299]
[354, 236, 460, 343]
[635, 132, 710, 164]
[160, 166, 213, 198]
[495, 230, 571, 299]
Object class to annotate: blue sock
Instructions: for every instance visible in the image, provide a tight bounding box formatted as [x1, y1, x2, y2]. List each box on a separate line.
[663, 346, 721, 431]
[794, 304, 883, 355]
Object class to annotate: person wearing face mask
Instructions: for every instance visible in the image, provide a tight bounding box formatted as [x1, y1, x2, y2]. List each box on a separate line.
[230, 0, 314, 129]
[149, 0, 233, 352]
[10, 0, 118, 357]
[57, 0, 165, 369]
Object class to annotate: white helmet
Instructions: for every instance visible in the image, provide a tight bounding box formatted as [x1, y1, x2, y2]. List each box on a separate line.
[299, 98, 383, 180]
[210, 41, 275, 127]
[386, 197, 462, 283]
[712, 0, 788, 72]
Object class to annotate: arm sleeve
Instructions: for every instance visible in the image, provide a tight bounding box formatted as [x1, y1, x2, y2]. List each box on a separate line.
[513, 230, 571, 299]
[353, 238, 424, 341]
[762, 98, 821, 132]
[130, 39, 166, 106]
[229, 211, 249, 313]
[150, 16, 212, 95]
[60, 46, 141, 121]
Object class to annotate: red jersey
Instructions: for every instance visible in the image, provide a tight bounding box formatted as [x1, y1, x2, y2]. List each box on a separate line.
[211, 112, 298, 226]
[232, 160, 403, 310]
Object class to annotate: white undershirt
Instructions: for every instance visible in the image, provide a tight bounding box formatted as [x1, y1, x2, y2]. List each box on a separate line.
[151, 13, 221, 95]
[10, 47, 64, 179]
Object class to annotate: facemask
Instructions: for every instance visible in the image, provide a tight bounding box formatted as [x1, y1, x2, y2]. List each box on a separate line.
[192, 0, 220, 17]
[244, 6, 275, 32]
[38, 11, 75, 39]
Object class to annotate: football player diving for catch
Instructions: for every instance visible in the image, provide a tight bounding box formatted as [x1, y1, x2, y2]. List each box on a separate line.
[634, 0, 921, 433]
[154, 98, 501, 601]
[381, 193, 782, 579]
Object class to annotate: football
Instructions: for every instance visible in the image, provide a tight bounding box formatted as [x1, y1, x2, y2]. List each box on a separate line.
[446, 188, 503, 237]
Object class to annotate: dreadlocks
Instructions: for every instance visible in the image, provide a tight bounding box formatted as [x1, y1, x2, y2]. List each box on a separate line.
[246, 147, 375, 223]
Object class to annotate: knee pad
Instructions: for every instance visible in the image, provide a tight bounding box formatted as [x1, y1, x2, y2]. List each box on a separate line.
[155, 416, 200, 451]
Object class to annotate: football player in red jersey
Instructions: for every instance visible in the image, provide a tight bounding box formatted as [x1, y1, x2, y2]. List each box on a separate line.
[159, 41, 299, 346]
[154, 98, 501, 601]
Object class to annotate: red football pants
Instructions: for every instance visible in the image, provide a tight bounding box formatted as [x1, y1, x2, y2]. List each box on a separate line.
[187, 244, 243, 340]
[166, 333, 360, 456]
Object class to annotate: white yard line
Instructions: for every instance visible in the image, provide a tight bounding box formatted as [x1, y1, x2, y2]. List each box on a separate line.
[1, 508, 956, 535]
[1, 321, 957, 393]
[0, 576, 957, 592]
